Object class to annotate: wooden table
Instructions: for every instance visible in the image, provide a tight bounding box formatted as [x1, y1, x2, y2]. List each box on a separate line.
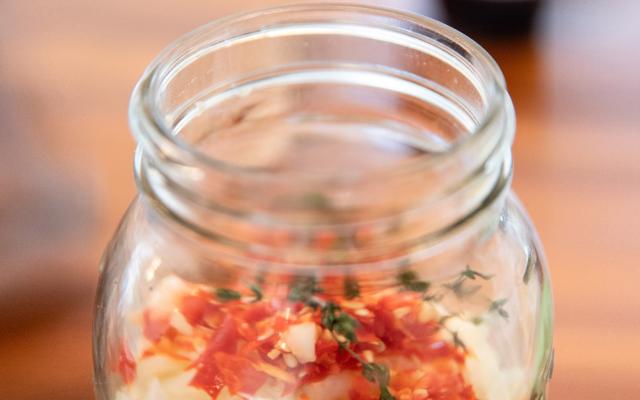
[1, 1, 638, 399]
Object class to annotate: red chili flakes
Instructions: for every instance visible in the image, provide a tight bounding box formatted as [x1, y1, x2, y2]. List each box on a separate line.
[137, 278, 479, 400]
[181, 294, 211, 326]
[241, 301, 272, 324]
[191, 359, 226, 398]
[198, 315, 238, 358]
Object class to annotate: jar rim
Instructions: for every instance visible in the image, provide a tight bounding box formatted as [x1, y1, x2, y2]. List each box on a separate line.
[129, 2, 510, 184]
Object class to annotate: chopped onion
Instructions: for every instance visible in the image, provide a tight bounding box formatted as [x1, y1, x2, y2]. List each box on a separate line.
[282, 322, 317, 363]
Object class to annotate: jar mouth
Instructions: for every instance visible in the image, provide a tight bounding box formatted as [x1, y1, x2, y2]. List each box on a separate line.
[130, 3, 509, 184]
[130, 3, 515, 264]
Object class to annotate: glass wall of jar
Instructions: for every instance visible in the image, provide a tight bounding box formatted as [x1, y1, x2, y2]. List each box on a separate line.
[93, 5, 553, 400]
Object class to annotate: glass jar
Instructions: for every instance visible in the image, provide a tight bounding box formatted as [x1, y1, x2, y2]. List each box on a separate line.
[93, 4, 553, 400]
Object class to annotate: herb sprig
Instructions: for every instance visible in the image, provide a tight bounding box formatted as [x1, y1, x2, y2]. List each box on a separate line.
[395, 263, 512, 353]
[344, 277, 360, 299]
[289, 276, 395, 400]
[443, 266, 492, 299]
[397, 270, 430, 293]
[394, 266, 499, 352]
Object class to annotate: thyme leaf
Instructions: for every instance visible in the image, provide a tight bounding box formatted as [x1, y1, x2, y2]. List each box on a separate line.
[321, 302, 395, 400]
[344, 277, 360, 299]
[215, 288, 241, 302]
[397, 270, 430, 293]
[490, 298, 509, 319]
[379, 385, 395, 400]
[442, 266, 490, 299]
[443, 279, 481, 299]
[451, 331, 467, 351]
[321, 301, 358, 343]
[363, 363, 395, 400]
[362, 362, 389, 385]
[288, 276, 321, 304]
[437, 315, 467, 352]
[461, 265, 493, 281]
[249, 283, 263, 302]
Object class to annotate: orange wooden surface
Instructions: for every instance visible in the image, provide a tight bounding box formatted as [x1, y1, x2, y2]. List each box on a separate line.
[1, 1, 639, 399]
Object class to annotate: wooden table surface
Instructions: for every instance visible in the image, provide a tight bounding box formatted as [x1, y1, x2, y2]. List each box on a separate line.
[1, 1, 638, 399]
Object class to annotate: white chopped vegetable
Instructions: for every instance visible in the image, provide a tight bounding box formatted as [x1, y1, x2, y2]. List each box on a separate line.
[146, 379, 167, 400]
[135, 355, 188, 382]
[253, 380, 296, 400]
[254, 362, 296, 383]
[147, 275, 189, 315]
[282, 322, 317, 363]
[170, 309, 193, 335]
[418, 301, 437, 323]
[446, 317, 526, 400]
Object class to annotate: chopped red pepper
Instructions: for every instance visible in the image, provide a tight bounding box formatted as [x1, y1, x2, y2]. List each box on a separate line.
[214, 352, 269, 395]
[181, 294, 211, 326]
[124, 277, 479, 400]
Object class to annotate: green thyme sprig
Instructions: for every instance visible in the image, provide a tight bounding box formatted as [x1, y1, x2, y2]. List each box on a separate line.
[395, 264, 511, 352]
[326, 318, 395, 400]
[321, 304, 396, 400]
[394, 267, 482, 352]
[287, 276, 395, 400]
[288, 276, 322, 306]
[321, 301, 358, 343]
[363, 363, 395, 400]
[444, 266, 492, 299]
[396, 269, 465, 350]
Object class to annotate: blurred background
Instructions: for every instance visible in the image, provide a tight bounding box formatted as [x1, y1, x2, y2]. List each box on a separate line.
[0, 0, 638, 399]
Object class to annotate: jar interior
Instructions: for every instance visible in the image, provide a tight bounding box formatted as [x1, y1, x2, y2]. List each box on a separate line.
[135, 11, 508, 255]
[152, 21, 492, 176]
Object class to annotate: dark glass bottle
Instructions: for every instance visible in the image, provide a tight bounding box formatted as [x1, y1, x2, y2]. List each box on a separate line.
[442, 0, 542, 36]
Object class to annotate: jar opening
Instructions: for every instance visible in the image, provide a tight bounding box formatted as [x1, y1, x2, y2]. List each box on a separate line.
[133, 4, 507, 179]
[129, 4, 515, 263]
